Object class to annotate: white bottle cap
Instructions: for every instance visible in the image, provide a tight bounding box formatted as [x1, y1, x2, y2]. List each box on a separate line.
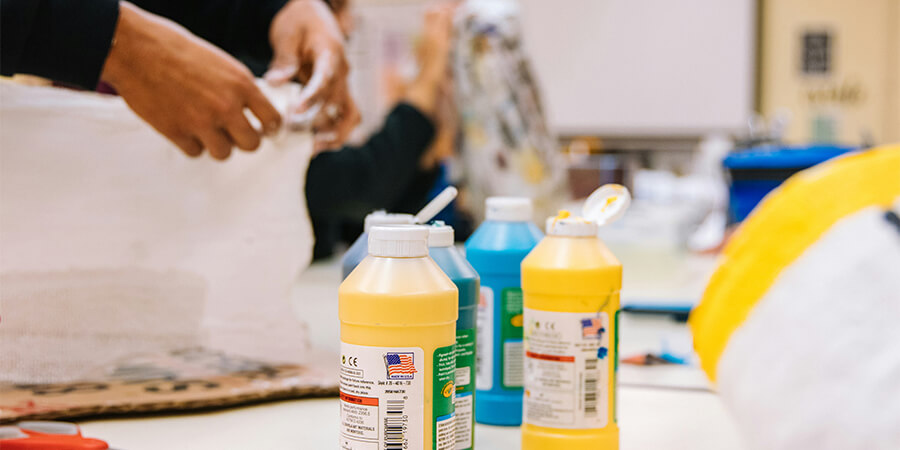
[545, 184, 631, 236]
[427, 221, 455, 247]
[368, 225, 429, 257]
[545, 216, 598, 237]
[364, 211, 415, 232]
[583, 184, 631, 226]
[485, 197, 532, 222]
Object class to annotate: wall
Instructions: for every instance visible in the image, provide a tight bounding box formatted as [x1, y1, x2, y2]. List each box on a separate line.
[518, 0, 756, 137]
[758, 0, 900, 145]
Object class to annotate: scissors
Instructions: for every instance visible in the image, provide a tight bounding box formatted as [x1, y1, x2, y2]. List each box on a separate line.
[0, 421, 112, 450]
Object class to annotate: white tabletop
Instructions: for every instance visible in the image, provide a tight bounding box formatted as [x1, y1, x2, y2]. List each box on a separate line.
[80, 386, 742, 450]
[79, 246, 745, 449]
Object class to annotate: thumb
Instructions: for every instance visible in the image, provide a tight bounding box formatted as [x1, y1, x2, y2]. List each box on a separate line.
[264, 47, 299, 86]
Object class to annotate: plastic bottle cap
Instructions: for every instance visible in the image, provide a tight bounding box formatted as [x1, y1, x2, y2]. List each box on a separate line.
[485, 197, 532, 222]
[545, 184, 631, 236]
[368, 225, 429, 257]
[364, 211, 415, 232]
[546, 215, 598, 237]
[582, 184, 631, 226]
[427, 222, 454, 247]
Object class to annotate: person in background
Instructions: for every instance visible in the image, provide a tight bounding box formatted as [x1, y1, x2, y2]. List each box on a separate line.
[1, 0, 358, 160]
[305, 0, 457, 259]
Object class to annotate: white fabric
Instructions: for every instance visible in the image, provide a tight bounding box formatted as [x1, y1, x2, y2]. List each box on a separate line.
[717, 202, 900, 450]
[0, 82, 315, 382]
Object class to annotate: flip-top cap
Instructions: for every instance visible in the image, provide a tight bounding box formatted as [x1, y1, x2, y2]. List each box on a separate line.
[368, 225, 429, 257]
[546, 215, 598, 237]
[545, 184, 631, 236]
[583, 184, 631, 226]
[364, 211, 415, 232]
[427, 221, 454, 247]
[485, 197, 532, 222]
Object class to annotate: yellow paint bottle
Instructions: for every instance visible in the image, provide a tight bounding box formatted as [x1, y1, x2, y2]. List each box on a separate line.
[339, 225, 458, 450]
[521, 185, 630, 450]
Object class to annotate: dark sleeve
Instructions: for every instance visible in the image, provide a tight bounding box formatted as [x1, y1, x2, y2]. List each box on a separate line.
[305, 103, 438, 222]
[392, 167, 441, 215]
[131, 0, 288, 71]
[1, 0, 120, 88]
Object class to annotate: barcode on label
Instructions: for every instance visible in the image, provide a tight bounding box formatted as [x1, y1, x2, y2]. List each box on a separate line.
[584, 358, 599, 417]
[384, 399, 407, 449]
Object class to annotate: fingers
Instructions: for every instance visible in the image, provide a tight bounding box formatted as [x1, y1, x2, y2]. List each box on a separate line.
[292, 49, 358, 151]
[170, 134, 204, 158]
[197, 129, 233, 161]
[246, 84, 282, 135]
[296, 49, 339, 112]
[313, 107, 359, 153]
[225, 113, 262, 152]
[310, 82, 360, 153]
[263, 15, 302, 86]
[331, 93, 361, 147]
[263, 39, 301, 86]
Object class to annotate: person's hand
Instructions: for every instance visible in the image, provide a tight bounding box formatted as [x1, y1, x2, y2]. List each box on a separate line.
[101, 2, 281, 160]
[417, 3, 456, 84]
[265, 0, 359, 153]
[404, 2, 456, 117]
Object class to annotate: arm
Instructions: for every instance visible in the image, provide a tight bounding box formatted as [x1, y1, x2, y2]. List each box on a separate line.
[305, 103, 438, 221]
[129, 0, 288, 68]
[305, 2, 455, 221]
[0, 0, 280, 159]
[133, 0, 359, 153]
[1, 0, 120, 88]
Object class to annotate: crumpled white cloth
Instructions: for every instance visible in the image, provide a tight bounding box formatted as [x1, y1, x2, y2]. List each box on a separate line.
[717, 201, 900, 450]
[0, 81, 315, 383]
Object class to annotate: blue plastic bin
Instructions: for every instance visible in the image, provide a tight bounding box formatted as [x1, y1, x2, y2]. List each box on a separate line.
[724, 144, 856, 223]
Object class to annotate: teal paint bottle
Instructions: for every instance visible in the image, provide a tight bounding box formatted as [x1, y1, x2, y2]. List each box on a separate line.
[428, 222, 479, 449]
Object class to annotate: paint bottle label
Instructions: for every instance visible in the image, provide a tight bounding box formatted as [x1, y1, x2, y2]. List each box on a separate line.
[523, 310, 610, 429]
[500, 288, 525, 388]
[433, 345, 457, 450]
[339, 344, 424, 449]
[475, 286, 494, 390]
[454, 328, 476, 449]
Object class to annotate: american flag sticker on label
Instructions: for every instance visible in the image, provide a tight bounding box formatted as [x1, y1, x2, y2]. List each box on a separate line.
[340, 343, 424, 450]
[385, 352, 417, 379]
[524, 310, 609, 429]
[581, 318, 606, 339]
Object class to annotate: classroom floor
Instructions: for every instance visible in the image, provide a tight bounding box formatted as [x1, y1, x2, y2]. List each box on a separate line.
[80, 246, 746, 449]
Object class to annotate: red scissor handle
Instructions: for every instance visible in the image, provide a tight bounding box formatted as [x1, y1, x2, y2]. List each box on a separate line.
[0, 421, 108, 450]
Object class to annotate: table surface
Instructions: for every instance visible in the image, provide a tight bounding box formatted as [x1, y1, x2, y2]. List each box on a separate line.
[81, 387, 742, 450]
[79, 247, 746, 449]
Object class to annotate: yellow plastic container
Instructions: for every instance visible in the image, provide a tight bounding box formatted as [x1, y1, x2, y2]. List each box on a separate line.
[521, 185, 629, 450]
[339, 225, 458, 450]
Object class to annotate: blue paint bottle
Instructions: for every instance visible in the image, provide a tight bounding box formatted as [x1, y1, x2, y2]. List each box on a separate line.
[428, 222, 479, 449]
[465, 197, 543, 426]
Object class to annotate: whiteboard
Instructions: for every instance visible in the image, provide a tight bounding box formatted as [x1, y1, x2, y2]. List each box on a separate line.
[518, 0, 756, 136]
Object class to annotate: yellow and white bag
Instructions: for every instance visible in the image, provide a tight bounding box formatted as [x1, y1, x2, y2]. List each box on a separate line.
[691, 145, 900, 449]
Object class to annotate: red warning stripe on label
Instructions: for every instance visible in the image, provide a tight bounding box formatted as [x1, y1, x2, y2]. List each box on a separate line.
[526, 351, 575, 363]
[340, 391, 379, 406]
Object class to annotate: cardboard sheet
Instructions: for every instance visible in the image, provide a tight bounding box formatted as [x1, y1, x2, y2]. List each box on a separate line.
[0, 348, 337, 423]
